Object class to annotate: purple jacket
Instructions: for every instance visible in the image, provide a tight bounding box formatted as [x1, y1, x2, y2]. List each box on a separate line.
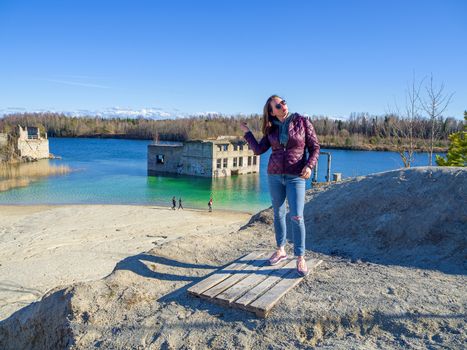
[244, 113, 320, 175]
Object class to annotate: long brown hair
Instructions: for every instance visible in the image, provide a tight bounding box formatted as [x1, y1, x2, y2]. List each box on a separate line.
[262, 95, 282, 136]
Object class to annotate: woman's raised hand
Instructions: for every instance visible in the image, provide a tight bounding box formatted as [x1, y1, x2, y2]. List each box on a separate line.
[240, 121, 250, 133]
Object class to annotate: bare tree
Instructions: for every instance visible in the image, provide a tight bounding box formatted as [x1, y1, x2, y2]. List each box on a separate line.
[384, 74, 424, 168]
[421, 74, 454, 165]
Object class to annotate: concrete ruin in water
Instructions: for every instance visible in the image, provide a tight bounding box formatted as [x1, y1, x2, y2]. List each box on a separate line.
[147, 136, 260, 177]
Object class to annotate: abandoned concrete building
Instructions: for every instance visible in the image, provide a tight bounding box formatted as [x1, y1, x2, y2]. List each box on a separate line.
[0, 133, 8, 162]
[0, 133, 7, 148]
[147, 137, 260, 177]
[15, 125, 50, 159]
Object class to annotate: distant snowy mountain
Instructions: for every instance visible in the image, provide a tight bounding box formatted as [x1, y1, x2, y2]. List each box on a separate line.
[0, 107, 342, 120]
[0, 107, 184, 119]
[81, 107, 177, 120]
[0, 107, 229, 120]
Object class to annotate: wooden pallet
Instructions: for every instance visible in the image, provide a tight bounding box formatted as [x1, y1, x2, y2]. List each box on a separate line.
[187, 251, 322, 317]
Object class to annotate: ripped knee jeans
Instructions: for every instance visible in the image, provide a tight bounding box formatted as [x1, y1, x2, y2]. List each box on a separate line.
[267, 174, 306, 256]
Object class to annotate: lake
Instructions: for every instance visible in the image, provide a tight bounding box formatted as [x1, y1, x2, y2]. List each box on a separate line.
[0, 138, 443, 213]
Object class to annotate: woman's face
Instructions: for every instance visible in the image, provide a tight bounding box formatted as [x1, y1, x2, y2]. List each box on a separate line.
[270, 97, 288, 119]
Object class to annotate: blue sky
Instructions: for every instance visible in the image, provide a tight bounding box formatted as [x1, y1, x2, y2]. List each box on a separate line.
[0, 0, 465, 119]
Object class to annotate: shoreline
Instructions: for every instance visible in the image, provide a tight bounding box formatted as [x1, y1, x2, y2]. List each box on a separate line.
[0, 203, 260, 215]
[2, 135, 449, 153]
[319, 143, 448, 153]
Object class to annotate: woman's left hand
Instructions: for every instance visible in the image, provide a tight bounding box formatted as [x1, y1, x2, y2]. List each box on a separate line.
[300, 166, 312, 179]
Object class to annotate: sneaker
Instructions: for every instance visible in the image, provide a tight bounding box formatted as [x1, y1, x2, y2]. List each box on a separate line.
[269, 251, 287, 266]
[297, 258, 308, 277]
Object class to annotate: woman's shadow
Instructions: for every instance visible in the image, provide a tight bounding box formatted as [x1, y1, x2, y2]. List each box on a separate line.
[112, 253, 218, 282]
[112, 252, 268, 322]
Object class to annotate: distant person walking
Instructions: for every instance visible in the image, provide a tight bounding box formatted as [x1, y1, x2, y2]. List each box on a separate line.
[208, 197, 213, 212]
[172, 196, 176, 210]
[240, 95, 320, 276]
[178, 197, 183, 210]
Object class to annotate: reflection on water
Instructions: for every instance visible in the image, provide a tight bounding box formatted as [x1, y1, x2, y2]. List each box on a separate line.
[0, 160, 71, 192]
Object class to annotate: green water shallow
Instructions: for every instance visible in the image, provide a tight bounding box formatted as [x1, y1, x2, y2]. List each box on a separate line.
[146, 173, 269, 212]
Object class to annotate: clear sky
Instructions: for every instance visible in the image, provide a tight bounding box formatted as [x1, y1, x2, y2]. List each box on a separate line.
[0, 0, 465, 119]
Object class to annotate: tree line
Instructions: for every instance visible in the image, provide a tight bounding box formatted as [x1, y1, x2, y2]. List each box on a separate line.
[0, 111, 464, 151]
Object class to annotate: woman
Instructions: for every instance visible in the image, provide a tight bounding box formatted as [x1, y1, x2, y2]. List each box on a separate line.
[240, 95, 320, 276]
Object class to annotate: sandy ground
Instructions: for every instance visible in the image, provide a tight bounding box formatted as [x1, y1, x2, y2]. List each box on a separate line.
[0, 167, 465, 349]
[0, 205, 251, 321]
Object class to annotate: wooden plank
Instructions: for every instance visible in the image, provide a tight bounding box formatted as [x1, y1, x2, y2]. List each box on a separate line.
[201, 254, 268, 299]
[248, 259, 323, 317]
[187, 251, 264, 296]
[215, 257, 292, 305]
[233, 259, 297, 309]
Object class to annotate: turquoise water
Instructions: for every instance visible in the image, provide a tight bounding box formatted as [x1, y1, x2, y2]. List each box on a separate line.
[0, 138, 443, 212]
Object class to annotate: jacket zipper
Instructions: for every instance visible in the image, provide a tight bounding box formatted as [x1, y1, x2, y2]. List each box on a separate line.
[282, 144, 286, 174]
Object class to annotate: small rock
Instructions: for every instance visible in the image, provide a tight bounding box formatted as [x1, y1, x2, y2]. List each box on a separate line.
[81, 311, 90, 323]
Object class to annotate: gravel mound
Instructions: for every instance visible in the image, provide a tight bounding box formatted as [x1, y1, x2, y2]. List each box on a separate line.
[250, 166, 466, 274]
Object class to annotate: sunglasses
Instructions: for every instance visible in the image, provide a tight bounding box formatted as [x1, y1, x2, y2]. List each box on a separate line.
[275, 100, 287, 109]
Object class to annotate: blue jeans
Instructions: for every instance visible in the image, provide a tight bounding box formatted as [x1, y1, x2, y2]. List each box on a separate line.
[267, 174, 306, 256]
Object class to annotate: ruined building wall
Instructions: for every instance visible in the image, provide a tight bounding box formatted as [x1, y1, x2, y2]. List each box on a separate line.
[148, 142, 214, 177]
[148, 140, 260, 178]
[17, 139, 50, 159]
[180, 142, 213, 176]
[16, 126, 50, 160]
[0, 133, 7, 148]
[0, 133, 8, 162]
[212, 142, 260, 177]
[147, 144, 184, 176]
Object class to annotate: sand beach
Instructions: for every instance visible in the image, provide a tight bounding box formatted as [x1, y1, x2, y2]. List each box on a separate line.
[0, 205, 250, 321]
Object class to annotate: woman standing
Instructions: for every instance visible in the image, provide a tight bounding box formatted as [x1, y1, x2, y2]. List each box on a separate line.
[240, 95, 320, 276]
